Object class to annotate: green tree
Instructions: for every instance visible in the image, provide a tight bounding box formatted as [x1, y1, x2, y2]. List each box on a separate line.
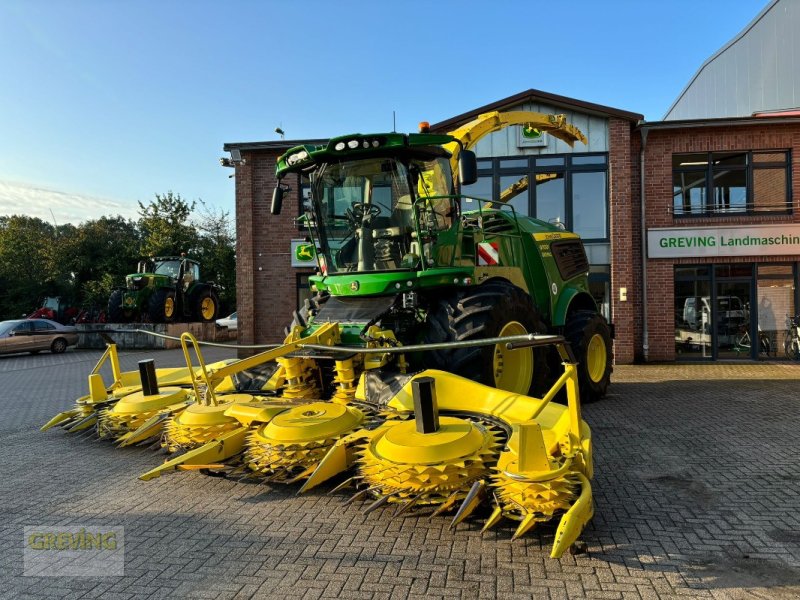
[0, 215, 59, 316]
[138, 191, 198, 257]
[194, 200, 237, 312]
[63, 216, 141, 310]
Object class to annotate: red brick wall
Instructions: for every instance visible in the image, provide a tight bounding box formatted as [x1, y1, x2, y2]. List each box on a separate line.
[640, 122, 800, 361]
[608, 118, 639, 363]
[235, 150, 315, 356]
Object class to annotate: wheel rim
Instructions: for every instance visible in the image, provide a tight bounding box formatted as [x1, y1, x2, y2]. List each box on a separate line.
[492, 321, 533, 394]
[164, 297, 175, 318]
[586, 333, 607, 383]
[201, 297, 215, 320]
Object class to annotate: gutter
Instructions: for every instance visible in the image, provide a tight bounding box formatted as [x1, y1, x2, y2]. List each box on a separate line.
[639, 128, 649, 362]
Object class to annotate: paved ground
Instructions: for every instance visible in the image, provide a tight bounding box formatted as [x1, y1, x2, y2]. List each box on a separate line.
[1, 346, 799, 599]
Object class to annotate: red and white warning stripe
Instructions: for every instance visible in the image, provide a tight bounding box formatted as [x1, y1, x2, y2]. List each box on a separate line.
[477, 241, 500, 266]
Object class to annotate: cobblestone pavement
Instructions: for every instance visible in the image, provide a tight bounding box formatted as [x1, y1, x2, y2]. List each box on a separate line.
[1, 346, 799, 599]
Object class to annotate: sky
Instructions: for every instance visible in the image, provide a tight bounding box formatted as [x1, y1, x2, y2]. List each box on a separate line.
[0, 0, 769, 226]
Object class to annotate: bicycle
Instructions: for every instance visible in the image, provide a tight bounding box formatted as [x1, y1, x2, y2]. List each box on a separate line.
[734, 323, 771, 357]
[784, 315, 800, 360]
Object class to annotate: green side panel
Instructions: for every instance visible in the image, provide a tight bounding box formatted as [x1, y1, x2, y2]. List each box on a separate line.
[310, 268, 474, 297]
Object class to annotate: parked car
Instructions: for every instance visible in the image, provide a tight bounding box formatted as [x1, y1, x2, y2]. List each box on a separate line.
[215, 311, 237, 331]
[0, 319, 78, 355]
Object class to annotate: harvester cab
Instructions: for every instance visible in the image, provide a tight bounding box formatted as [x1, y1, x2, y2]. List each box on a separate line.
[271, 111, 612, 402]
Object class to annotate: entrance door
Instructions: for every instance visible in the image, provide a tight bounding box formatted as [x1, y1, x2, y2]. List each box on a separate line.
[714, 280, 752, 359]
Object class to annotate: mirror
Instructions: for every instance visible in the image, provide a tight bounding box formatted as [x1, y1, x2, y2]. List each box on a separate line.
[458, 150, 478, 186]
[271, 187, 284, 215]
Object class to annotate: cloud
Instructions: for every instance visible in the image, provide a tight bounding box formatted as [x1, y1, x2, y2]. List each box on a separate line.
[0, 179, 139, 225]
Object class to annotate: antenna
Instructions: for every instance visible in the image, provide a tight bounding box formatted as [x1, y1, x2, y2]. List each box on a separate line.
[49, 209, 59, 231]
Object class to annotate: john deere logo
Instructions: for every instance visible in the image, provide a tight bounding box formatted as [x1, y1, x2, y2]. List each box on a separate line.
[295, 244, 315, 262]
[350, 281, 360, 291]
[522, 126, 543, 140]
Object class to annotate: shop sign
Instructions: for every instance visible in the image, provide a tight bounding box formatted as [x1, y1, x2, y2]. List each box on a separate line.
[518, 126, 548, 148]
[648, 224, 800, 258]
[291, 240, 317, 267]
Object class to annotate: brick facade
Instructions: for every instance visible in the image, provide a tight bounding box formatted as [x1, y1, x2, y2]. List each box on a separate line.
[235, 148, 314, 356]
[637, 121, 800, 361]
[231, 116, 800, 364]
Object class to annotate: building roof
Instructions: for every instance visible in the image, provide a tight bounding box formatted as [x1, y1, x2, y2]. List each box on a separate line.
[430, 88, 643, 132]
[663, 0, 798, 120]
[638, 113, 800, 132]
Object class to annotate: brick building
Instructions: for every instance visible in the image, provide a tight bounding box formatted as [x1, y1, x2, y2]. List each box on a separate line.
[224, 1, 800, 364]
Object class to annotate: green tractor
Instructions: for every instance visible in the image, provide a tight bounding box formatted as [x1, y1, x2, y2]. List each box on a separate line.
[270, 111, 613, 401]
[107, 256, 221, 324]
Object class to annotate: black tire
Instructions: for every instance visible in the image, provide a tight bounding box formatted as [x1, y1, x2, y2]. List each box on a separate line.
[107, 289, 130, 323]
[193, 288, 220, 323]
[51, 338, 68, 354]
[148, 288, 177, 323]
[421, 281, 549, 396]
[284, 294, 325, 336]
[565, 310, 612, 402]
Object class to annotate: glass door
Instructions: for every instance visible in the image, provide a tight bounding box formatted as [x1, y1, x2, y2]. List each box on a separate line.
[715, 279, 753, 359]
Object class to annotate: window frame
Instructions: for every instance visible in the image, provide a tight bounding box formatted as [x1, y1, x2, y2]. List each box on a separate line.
[672, 150, 792, 218]
[471, 152, 610, 242]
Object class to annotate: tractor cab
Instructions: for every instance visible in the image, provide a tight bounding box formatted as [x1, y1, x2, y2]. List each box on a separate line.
[273, 132, 475, 276]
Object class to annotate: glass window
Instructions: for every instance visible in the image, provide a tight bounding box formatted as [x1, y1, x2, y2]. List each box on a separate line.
[675, 273, 712, 359]
[673, 151, 790, 216]
[572, 155, 607, 166]
[535, 157, 564, 167]
[589, 266, 610, 320]
[33, 321, 56, 331]
[461, 175, 492, 205]
[13, 321, 33, 333]
[297, 274, 311, 311]
[673, 171, 707, 215]
[534, 173, 565, 227]
[753, 168, 787, 212]
[499, 175, 529, 217]
[571, 171, 606, 239]
[712, 169, 747, 213]
[756, 264, 794, 359]
[499, 158, 528, 169]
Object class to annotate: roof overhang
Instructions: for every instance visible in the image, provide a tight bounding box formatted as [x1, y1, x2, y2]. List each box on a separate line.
[430, 88, 643, 132]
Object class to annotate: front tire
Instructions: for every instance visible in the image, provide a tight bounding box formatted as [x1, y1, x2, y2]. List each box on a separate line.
[194, 289, 220, 323]
[565, 310, 612, 402]
[421, 281, 549, 396]
[148, 288, 177, 323]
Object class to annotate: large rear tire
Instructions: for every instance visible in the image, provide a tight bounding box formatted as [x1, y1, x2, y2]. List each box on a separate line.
[565, 310, 612, 402]
[421, 281, 549, 396]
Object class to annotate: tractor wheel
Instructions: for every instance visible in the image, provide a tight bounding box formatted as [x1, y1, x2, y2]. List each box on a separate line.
[421, 281, 549, 396]
[148, 288, 177, 323]
[194, 289, 220, 323]
[108, 290, 130, 323]
[565, 310, 612, 402]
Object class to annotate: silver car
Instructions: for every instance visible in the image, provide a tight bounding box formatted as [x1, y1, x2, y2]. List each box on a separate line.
[0, 319, 78, 355]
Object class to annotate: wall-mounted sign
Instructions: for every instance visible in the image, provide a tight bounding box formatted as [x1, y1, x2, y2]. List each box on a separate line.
[291, 240, 317, 267]
[648, 224, 800, 258]
[517, 125, 548, 148]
